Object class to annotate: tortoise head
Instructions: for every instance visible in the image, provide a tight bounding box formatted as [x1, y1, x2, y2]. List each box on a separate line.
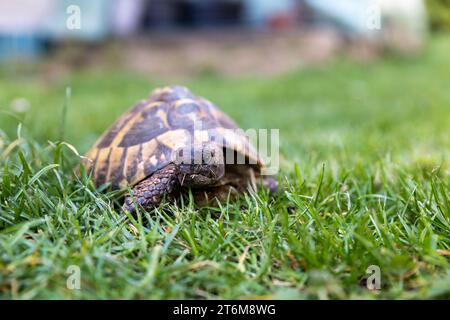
[174, 142, 225, 188]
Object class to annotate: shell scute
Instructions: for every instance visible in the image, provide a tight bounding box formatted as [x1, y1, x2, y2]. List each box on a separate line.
[84, 86, 262, 189]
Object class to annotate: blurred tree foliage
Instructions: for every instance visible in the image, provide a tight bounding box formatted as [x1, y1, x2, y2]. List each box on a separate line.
[427, 0, 450, 31]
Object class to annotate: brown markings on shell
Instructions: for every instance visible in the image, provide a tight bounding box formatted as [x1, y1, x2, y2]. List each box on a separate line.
[168, 98, 219, 132]
[148, 86, 194, 104]
[111, 147, 130, 189]
[153, 143, 173, 172]
[139, 139, 160, 182]
[122, 144, 142, 186]
[84, 101, 165, 188]
[94, 148, 112, 185]
[105, 147, 126, 189]
[118, 102, 169, 147]
[95, 99, 149, 149]
[111, 102, 163, 148]
[199, 97, 239, 130]
[168, 99, 201, 130]
[212, 127, 262, 166]
[85, 85, 264, 189]
[156, 129, 190, 151]
[120, 140, 174, 187]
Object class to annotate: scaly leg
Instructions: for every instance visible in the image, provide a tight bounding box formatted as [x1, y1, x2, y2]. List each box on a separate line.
[123, 164, 179, 212]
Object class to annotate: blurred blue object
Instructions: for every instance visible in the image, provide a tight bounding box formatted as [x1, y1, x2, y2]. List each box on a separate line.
[0, 0, 53, 61]
[304, 0, 376, 36]
[243, 0, 296, 26]
[304, 0, 427, 39]
[44, 0, 112, 41]
[0, 34, 44, 61]
[0, 0, 118, 61]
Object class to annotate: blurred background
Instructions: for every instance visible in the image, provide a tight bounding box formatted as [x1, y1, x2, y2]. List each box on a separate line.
[0, 0, 433, 73]
[1, 1, 450, 301]
[0, 0, 449, 167]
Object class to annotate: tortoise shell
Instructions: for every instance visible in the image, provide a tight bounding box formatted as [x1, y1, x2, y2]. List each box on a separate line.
[83, 86, 262, 190]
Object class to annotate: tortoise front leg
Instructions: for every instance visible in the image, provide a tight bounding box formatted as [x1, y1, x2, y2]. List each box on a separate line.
[123, 164, 179, 212]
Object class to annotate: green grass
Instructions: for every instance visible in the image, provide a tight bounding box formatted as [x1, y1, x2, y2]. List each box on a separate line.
[0, 37, 449, 299]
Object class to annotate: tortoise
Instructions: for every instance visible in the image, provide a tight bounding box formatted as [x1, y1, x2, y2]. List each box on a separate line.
[83, 85, 277, 212]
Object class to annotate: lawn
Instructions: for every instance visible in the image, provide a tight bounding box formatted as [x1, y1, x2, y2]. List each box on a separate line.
[0, 36, 449, 299]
